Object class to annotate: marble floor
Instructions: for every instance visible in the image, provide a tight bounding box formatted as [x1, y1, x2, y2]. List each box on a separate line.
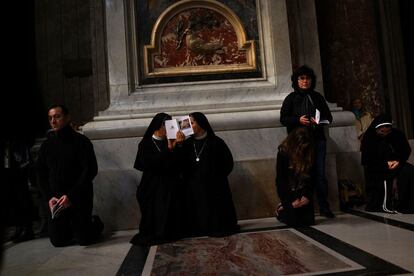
[1, 209, 414, 275]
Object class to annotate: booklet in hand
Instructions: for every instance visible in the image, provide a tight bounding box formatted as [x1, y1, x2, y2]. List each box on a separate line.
[315, 109, 330, 125]
[51, 203, 66, 219]
[165, 115, 194, 139]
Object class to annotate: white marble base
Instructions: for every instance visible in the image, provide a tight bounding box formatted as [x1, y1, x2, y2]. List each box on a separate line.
[93, 169, 140, 232]
[90, 118, 359, 230]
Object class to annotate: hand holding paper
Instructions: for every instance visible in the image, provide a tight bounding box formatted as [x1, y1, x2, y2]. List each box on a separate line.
[51, 202, 65, 219]
[165, 115, 194, 139]
[314, 109, 330, 125]
[49, 197, 59, 212]
[49, 195, 71, 219]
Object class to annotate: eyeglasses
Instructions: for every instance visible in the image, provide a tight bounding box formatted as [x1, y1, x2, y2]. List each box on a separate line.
[298, 76, 311, 81]
[48, 114, 63, 121]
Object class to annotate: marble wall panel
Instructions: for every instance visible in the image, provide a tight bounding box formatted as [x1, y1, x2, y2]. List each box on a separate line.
[93, 137, 139, 170]
[327, 125, 360, 153]
[325, 153, 339, 212]
[91, 125, 344, 230]
[229, 159, 277, 219]
[218, 127, 286, 161]
[93, 169, 141, 231]
[336, 152, 365, 195]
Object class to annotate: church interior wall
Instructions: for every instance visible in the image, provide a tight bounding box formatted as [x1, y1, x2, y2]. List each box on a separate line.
[81, 0, 367, 231]
[26, 0, 413, 231]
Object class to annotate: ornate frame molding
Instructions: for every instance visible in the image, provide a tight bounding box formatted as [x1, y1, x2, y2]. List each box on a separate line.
[143, 0, 257, 77]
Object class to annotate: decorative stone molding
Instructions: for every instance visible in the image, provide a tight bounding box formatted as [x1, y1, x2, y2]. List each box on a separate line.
[144, 0, 257, 77]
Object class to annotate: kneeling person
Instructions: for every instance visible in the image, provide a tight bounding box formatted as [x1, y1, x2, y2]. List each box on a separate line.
[36, 104, 103, 247]
[275, 128, 315, 227]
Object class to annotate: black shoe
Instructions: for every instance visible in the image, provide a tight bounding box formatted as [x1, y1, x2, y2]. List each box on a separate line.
[365, 205, 382, 212]
[10, 226, 24, 241]
[39, 225, 49, 238]
[38, 218, 49, 237]
[321, 210, 335, 218]
[13, 227, 35, 243]
[92, 215, 104, 235]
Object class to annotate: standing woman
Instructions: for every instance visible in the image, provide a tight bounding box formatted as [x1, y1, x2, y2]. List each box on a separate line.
[280, 65, 334, 218]
[275, 127, 315, 227]
[182, 112, 239, 237]
[131, 112, 184, 246]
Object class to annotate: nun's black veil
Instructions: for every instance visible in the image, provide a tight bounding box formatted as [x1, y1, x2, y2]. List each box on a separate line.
[361, 113, 393, 162]
[364, 113, 392, 136]
[134, 112, 171, 171]
[190, 112, 215, 136]
[143, 112, 172, 139]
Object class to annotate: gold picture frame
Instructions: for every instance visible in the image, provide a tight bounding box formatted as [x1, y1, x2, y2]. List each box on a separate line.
[144, 0, 257, 77]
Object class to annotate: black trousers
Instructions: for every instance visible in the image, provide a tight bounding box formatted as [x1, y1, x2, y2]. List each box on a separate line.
[48, 206, 103, 247]
[4, 168, 33, 227]
[365, 163, 414, 213]
[277, 202, 315, 227]
[395, 163, 414, 213]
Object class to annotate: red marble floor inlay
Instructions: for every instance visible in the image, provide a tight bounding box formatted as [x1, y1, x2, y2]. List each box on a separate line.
[147, 229, 356, 275]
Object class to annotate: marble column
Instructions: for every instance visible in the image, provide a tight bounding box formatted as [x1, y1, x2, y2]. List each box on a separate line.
[315, 0, 383, 116]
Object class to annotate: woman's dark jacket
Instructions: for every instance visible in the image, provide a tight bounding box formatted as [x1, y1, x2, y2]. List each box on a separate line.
[280, 90, 332, 141]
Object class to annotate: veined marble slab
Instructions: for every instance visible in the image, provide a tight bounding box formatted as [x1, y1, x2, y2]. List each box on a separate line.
[143, 229, 363, 275]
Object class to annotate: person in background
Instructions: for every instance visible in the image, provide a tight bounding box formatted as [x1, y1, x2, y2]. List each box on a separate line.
[351, 98, 373, 141]
[350, 98, 373, 205]
[0, 219, 3, 270]
[181, 112, 239, 237]
[361, 114, 414, 213]
[36, 104, 103, 247]
[275, 128, 315, 226]
[130, 113, 185, 246]
[29, 146, 50, 238]
[3, 138, 35, 243]
[280, 65, 334, 218]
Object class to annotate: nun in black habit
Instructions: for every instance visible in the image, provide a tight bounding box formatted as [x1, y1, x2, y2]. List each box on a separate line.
[130, 113, 184, 246]
[361, 114, 414, 213]
[182, 112, 239, 237]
